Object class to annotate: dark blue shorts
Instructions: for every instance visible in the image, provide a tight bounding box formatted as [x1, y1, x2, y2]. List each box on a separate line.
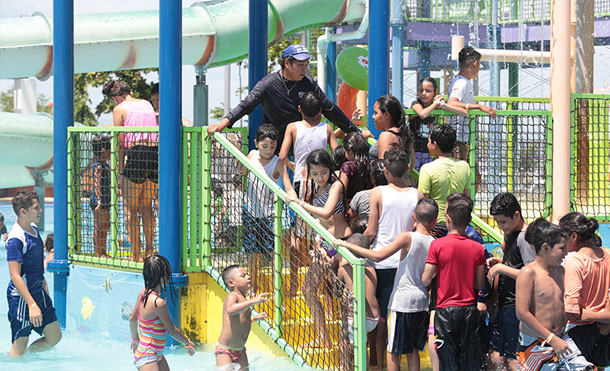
[8, 289, 57, 343]
[490, 305, 520, 359]
[375, 268, 397, 320]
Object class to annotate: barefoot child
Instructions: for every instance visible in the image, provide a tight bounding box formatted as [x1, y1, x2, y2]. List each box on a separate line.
[129, 255, 195, 369]
[7, 191, 61, 356]
[216, 265, 269, 370]
[515, 218, 593, 370]
[90, 134, 111, 257]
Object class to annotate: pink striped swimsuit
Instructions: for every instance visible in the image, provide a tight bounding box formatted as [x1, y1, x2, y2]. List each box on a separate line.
[119, 99, 158, 148]
[134, 301, 167, 362]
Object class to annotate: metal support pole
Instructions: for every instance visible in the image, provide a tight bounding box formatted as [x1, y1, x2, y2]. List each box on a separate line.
[224, 64, 231, 115]
[508, 63, 519, 97]
[48, 0, 73, 329]
[194, 66, 208, 127]
[159, 0, 186, 340]
[325, 30, 337, 103]
[273, 196, 283, 337]
[489, 0, 501, 97]
[391, 0, 404, 102]
[368, 0, 390, 138]
[247, 0, 268, 150]
[32, 170, 47, 231]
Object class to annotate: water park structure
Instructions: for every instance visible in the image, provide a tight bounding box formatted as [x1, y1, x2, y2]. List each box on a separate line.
[1, 0, 610, 369]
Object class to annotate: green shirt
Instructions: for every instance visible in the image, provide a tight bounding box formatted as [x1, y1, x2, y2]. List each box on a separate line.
[418, 157, 470, 222]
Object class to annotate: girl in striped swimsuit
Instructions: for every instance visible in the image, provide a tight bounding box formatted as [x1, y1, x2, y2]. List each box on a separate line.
[129, 255, 195, 369]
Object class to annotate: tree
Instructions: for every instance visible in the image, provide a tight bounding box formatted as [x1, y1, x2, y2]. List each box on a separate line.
[0, 88, 53, 114]
[210, 103, 225, 121]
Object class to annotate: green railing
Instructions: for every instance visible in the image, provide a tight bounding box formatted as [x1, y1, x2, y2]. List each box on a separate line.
[571, 94, 610, 221]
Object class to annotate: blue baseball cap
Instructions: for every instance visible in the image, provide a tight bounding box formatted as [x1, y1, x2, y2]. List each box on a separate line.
[281, 44, 311, 61]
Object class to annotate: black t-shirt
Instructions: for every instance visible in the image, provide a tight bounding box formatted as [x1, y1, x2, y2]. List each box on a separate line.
[225, 71, 358, 151]
[409, 99, 435, 153]
[498, 230, 533, 307]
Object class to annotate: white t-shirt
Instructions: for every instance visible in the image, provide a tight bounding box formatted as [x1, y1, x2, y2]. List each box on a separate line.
[448, 75, 474, 142]
[388, 231, 434, 313]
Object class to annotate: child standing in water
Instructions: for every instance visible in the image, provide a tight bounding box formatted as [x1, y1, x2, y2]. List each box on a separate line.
[90, 134, 111, 257]
[129, 255, 195, 370]
[216, 265, 269, 370]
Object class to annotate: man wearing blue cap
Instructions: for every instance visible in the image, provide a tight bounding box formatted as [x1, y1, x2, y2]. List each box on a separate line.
[207, 44, 366, 150]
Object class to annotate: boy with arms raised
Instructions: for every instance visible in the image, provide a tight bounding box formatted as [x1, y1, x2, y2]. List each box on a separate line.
[487, 192, 535, 370]
[422, 193, 485, 370]
[339, 198, 438, 371]
[364, 147, 423, 369]
[216, 265, 269, 370]
[7, 191, 61, 356]
[515, 218, 593, 370]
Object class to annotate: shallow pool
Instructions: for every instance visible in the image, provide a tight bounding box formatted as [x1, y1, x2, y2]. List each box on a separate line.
[0, 202, 306, 370]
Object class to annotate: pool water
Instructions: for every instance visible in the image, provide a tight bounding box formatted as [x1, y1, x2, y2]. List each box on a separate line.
[0, 202, 306, 370]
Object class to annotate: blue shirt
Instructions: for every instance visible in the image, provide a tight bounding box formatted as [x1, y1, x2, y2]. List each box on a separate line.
[6, 223, 45, 297]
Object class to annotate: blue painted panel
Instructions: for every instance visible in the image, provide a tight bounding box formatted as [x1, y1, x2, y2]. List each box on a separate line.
[599, 224, 610, 245]
[66, 265, 142, 342]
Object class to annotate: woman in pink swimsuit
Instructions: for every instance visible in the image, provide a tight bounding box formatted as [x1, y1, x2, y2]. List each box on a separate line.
[103, 80, 158, 261]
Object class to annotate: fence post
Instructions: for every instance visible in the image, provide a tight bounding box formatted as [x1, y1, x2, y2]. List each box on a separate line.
[201, 129, 212, 268]
[469, 114, 476, 200]
[189, 131, 198, 269]
[352, 259, 367, 370]
[182, 131, 189, 268]
[545, 112, 554, 216]
[67, 131, 74, 252]
[273, 195, 283, 337]
[569, 95, 576, 211]
[110, 132, 119, 258]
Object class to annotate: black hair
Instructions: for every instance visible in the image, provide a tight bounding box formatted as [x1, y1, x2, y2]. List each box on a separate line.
[458, 46, 482, 70]
[332, 145, 347, 172]
[350, 214, 368, 234]
[0, 212, 4, 222]
[429, 124, 457, 153]
[489, 192, 523, 218]
[383, 148, 409, 178]
[92, 134, 111, 158]
[559, 212, 602, 248]
[346, 233, 370, 249]
[306, 149, 336, 204]
[415, 198, 438, 224]
[12, 190, 39, 215]
[525, 217, 568, 254]
[446, 193, 473, 228]
[255, 124, 279, 143]
[280, 56, 296, 70]
[142, 254, 174, 307]
[102, 80, 131, 98]
[210, 178, 224, 199]
[375, 94, 413, 156]
[417, 77, 438, 94]
[370, 159, 388, 186]
[221, 264, 241, 288]
[44, 233, 54, 253]
[343, 131, 371, 181]
[299, 92, 322, 117]
[151, 82, 159, 96]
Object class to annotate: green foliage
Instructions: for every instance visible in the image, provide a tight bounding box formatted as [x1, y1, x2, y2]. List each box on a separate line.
[210, 103, 225, 121]
[0, 88, 53, 114]
[267, 37, 301, 73]
[74, 69, 157, 126]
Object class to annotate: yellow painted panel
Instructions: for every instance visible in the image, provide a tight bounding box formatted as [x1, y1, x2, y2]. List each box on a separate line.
[181, 272, 207, 343]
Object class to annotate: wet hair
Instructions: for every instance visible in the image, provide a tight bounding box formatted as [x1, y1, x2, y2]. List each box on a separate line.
[375, 94, 413, 156]
[44, 234, 54, 253]
[559, 212, 602, 248]
[370, 159, 388, 186]
[415, 198, 438, 224]
[417, 77, 438, 95]
[383, 148, 409, 178]
[151, 82, 159, 96]
[255, 124, 279, 143]
[142, 254, 174, 307]
[102, 80, 131, 98]
[306, 149, 336, 204]
[446, 193, 473, 228]
[346, 233, 370, 249]
[525, 217, 568, 254]
[332, 145, 348, 172]
[343, 132, 371, 181]
[221, 264, 241, 287]
[92, 134, 111, 158]
[458, 46, 482, 70]
[429, 124, 457, 153]
[299, 92, 322, 117]
[350, 214, 369, 234]
[12, 190, 39, 215]
[489, 192, 522, 218]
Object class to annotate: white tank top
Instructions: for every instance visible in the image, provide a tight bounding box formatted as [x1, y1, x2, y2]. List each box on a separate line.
[370, 186, 418, 269]
[246, 152, 279, 218]
[388, 231, 435, 312]
[293, 121, 328, 183]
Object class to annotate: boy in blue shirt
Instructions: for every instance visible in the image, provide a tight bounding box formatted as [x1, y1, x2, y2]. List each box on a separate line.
[7, 191, 61, 356]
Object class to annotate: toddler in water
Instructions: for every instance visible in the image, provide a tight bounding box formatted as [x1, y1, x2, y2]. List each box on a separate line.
[129, 255, 194, 369]
[216, 265, 269, 370]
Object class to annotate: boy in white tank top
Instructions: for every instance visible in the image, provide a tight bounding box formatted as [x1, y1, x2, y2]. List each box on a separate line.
[363, 148, 424, 370]
[339, 198, 438, 371]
